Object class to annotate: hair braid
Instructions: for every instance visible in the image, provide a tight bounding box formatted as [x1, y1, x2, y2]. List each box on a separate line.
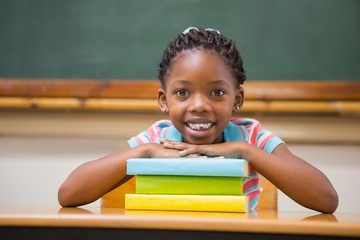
[158, 28, 246, 87]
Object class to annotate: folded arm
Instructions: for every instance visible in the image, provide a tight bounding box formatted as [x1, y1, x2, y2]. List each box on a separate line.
[162, 140, 338, 213]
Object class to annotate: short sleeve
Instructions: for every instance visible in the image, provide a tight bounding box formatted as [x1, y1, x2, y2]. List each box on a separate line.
[230, 118, 284, 153]
[254, 125, 284, 153]
[127, 120, 173, 148]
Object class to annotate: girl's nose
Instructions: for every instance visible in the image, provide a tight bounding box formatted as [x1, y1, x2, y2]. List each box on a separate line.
[188, 94, 211, 112]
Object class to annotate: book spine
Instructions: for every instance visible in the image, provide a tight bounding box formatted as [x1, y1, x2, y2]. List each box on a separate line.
[127, 158, 249, 177]
[136, 175, 243, 195]
[125, 194, 249, 213]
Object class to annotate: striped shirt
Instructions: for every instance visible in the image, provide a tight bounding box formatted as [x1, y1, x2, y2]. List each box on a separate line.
[128, 118, 284, 210]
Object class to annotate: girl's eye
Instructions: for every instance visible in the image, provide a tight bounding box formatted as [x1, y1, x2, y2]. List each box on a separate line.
[212, 89, 225, 96]
[176, 89, 188, 97]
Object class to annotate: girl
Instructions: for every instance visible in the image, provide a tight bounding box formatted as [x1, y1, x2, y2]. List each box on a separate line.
[58, 27, 338, 213]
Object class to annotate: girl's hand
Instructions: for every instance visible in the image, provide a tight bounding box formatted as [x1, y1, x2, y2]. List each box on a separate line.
[161, 139, 245, 159]
[145, 142, 203, 158]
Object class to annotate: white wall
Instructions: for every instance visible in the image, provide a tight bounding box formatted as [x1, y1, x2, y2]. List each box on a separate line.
[0, 136, 359, 213]
[280, 144, 360, 213]
[0, 137, 124, 208]
[0, 111, 359, 213]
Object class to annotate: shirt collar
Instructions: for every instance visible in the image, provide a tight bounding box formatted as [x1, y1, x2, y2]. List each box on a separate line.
[164, 125, 183, 142]
[223, 121, 246, 142]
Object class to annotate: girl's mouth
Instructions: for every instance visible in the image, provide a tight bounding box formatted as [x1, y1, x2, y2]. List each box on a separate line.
[186, 122, 213, 131]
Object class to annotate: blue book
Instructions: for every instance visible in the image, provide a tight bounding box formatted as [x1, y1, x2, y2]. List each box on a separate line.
[126, 158, 249, 177]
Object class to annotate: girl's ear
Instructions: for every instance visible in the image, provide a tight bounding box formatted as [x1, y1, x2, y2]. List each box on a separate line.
[233, 87, 244, 111]
[157, 88, 168, 113]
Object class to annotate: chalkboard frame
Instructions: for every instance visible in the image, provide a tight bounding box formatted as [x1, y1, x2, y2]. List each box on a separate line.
[0, 79, 359, 100]
[0, 79, 359, 115]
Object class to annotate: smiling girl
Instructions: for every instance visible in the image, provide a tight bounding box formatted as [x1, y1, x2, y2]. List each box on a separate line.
[58, 27, 338, 213]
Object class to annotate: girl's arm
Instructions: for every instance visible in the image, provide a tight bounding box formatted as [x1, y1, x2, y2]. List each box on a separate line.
[162, 140, 339, 213]
[58, 143, 181, 207]
[243, 143, 338, 213]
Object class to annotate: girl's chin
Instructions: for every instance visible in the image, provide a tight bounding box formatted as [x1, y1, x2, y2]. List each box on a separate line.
[183, 130, 222, 145]
[184, 138, 213, 145]
[184, 126, 215, 143]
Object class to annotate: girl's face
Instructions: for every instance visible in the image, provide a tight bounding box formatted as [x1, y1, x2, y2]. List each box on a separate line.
[158, 50, 243, 144]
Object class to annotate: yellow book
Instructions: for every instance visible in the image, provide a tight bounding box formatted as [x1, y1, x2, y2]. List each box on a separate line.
[125, 194, 249, 213]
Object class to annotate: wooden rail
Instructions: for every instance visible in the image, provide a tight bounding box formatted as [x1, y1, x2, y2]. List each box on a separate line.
[0, 79, 359, 114]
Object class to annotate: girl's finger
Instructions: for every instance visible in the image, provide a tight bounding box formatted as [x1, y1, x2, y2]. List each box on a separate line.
[161, 139, 187, 146]
[179, 148, 196, 157]
[163, 142, 186, 150]
[186, 154, 207, 158]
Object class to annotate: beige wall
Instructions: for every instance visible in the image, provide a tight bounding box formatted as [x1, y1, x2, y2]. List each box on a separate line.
[280, 144, 360, 213]
[0, 111, 359, 213]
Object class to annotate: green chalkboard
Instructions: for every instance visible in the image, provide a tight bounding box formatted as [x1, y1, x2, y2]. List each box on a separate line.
[0, 0, 359, 81]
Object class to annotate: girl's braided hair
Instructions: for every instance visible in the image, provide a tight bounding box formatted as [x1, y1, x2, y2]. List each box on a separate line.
[158, 27, 246, 88]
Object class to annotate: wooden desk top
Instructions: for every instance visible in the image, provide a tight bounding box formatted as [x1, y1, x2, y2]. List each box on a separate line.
[0, 207, 359, 239]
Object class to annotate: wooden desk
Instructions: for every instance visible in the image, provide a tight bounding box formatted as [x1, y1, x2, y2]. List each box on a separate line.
[0, 207, 359, 239]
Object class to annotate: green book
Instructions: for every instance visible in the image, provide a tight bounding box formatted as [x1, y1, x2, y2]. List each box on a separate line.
[136, 175, 244, 195]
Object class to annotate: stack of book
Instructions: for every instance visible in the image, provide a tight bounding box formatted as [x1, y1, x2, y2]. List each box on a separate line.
[125, 158, 250, 212]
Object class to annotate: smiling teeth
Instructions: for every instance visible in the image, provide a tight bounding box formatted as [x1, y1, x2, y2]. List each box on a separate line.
[187, 123, 213, 130]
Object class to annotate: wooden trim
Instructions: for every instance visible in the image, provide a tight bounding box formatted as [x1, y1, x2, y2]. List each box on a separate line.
[0, 79, 159, 99]
[0, 79, 359, 114]
[243, 81, 360, 101]
[1, 97, 359, 115]
[0, 79, 359, 100]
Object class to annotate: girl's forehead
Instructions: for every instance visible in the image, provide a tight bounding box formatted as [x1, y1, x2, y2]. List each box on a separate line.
[173, 49, 221, 62]
[165, 49, 237, 87]
[170, 49, 228, 73]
